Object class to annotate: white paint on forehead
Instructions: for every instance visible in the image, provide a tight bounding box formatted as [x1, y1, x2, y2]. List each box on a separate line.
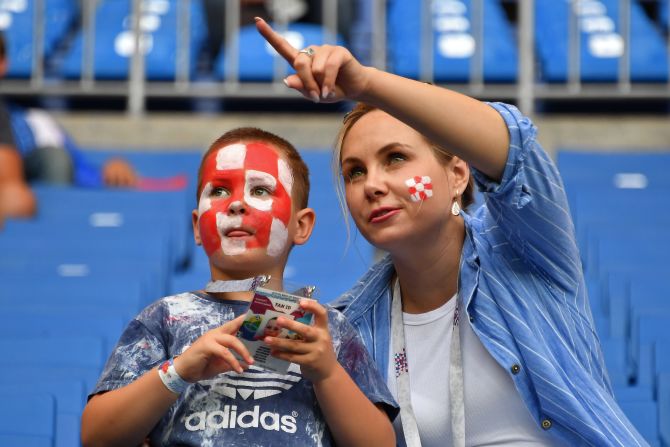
[277, 158, 294, 196]
[198, 182, 212, 216]
[215, 213, 246, 255]
[267, 218, 289, 257]
[216, 143, 246, 170]
[245, 170, 275, 212]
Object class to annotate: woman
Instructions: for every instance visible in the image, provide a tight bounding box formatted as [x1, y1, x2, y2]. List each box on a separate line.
[255, 18, 647, 447]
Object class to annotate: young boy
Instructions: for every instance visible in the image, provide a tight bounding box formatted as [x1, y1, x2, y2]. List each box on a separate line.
[81, 128, 397, 446]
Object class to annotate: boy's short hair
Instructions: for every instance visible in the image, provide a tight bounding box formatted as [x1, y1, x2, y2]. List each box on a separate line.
[197, 127, 310, 210]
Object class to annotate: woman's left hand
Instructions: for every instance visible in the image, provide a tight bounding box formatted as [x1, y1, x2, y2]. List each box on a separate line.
[264, 300, 337, 383]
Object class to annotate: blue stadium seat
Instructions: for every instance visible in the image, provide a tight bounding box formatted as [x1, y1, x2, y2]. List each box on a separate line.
[0, 277, 145, 321]
[605, 268, 667, 340]
[386, 0, 518, 82]
[583, 228, 670, 277]
[658, 372, 670, 446]
[631, 313, 670, 386]
[0, 379, 85, 447]
[0, 367, 101, 398]
[619, 401, 660, 446]
[0, 0, 78, 78]
[535, 0, 668, 82]
[31, 184, 192, 269]
[58, 0, 206, 79]
[0, 392, 55, 445]
[0, 336, 106, 371]
[0, 435, 53, 447]
[601, 336, 629, 386]
[215, 23, 344, 81]
[0, 238, 170, 302]
[0, 310, 126, 359]
[613, 384, 654, 402]
[558, 150, 670, 186]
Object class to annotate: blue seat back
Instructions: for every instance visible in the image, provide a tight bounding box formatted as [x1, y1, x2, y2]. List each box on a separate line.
[0, 392, 55, 441]
[0, 0, 78, 78]
[58, 0, 206, 79]
[535, 0, 668, 82]
[386, 0, 517, 82]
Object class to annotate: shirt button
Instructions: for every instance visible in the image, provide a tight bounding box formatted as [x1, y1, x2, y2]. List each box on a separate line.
[510, 364, 521, 374]
[468, 314, 474, 322]
[541, 419, 552, 430]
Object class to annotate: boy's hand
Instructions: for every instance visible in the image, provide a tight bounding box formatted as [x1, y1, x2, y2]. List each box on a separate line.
[264, 300, 338, 383]
[173, 315, 254, 382]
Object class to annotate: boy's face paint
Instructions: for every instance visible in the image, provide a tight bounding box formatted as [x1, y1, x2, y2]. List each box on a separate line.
[197, 142, 294, 258]
[405, 175, 433, 202]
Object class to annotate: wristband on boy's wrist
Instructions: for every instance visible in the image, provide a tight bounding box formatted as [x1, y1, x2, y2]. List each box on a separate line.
[157, 357, 189, 395]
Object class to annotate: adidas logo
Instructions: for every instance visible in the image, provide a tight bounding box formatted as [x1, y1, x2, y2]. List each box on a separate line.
[184, 404, 297, 433]
[203, 364, 301, 401]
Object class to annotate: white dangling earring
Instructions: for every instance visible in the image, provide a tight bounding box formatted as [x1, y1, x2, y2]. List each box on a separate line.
[451, 189, 461, 216]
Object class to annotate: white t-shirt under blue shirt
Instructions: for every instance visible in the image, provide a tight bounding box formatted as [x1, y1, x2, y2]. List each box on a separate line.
[387, 294, 562, 446]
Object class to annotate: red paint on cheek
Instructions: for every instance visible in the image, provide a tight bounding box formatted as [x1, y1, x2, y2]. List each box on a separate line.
[199, 210, 221, 257]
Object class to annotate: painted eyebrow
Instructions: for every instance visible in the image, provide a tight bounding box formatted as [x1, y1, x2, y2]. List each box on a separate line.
[341, 142, 412, 166]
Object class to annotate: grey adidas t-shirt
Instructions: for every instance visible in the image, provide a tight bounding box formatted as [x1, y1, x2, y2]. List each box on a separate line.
[92, 292, 397, 446]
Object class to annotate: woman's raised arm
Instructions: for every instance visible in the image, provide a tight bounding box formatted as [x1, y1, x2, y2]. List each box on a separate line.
[255, 17, 509, 181]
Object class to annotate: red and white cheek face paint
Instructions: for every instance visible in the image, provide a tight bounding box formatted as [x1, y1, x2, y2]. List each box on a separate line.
[405, 176, 433, 202]
[197, 142, 294, 258]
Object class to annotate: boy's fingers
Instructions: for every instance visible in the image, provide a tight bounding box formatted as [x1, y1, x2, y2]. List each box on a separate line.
[213, 344, 245, 373]
[301, 300, 329, 328]
[275, 316, 308, 335]
[255, 17, 298, 62]
[215, 334, 254, 365]
[220, 315, 246, 334]
[266, 336, 311, 354]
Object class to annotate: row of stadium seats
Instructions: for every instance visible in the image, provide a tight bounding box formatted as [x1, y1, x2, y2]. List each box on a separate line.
[557, 149, 670, 446]
[2, 0, 668, 82]
[0, 148, 374, 445]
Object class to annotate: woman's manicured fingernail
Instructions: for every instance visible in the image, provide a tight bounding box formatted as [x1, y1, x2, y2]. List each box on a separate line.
[322, 87, 329, 99]
[310, 91, 320, 103]
[283, 78, 289, 87]
[254, 17, 262, 22]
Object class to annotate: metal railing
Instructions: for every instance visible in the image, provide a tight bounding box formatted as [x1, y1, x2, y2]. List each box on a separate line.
[1, 0, 669, 116]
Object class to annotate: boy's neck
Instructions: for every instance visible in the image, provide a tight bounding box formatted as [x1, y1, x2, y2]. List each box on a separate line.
[206, 272, 285, 302]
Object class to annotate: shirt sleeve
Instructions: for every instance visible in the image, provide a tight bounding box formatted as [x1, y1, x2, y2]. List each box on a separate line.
[470, 102, 583, 291]
[90, 304, 168, 397]
[328, 307, 399, 421]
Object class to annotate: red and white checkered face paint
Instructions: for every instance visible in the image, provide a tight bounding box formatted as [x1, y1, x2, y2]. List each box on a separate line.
[405, 175, 433, 202]
[197, 142, 294, 258]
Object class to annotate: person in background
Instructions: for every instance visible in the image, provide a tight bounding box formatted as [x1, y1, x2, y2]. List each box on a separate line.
[0, 31, 136, 222]
[256, 17, 648, 447]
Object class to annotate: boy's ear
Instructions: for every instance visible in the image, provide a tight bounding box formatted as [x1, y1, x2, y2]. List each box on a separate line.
[192, 210, 202, 246]
[292, 207, 316, 246]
